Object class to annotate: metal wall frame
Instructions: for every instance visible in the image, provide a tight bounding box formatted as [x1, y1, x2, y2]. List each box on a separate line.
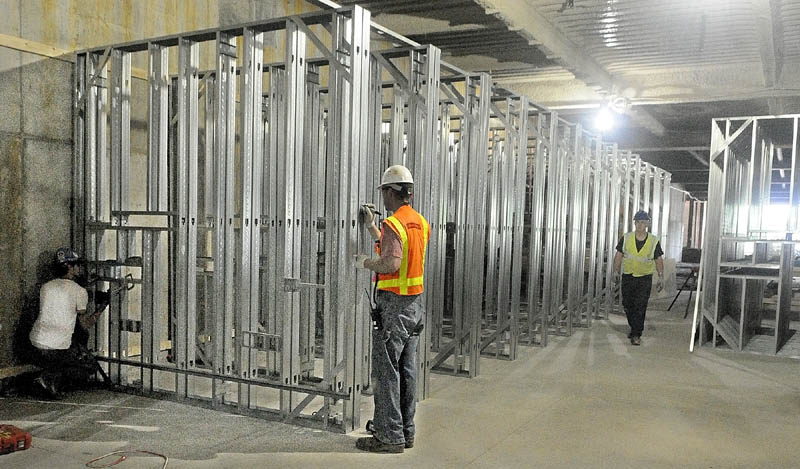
[75, 7, 376, 433]
[367, 44, 442, 397]
[698, 114, 800, 358]
[427, 69, 491, 378]
[72, 4, 679, 433]
[479, 92, 530, 360]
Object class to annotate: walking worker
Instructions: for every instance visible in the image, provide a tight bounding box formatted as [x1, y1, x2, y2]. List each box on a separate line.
[613, 210, 664, 346]
[354, 164, 430, 454]
[29, 248, 102, 398]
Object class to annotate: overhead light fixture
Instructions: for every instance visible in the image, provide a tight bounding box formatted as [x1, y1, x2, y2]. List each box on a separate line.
[594, 94, 629, 133]
[608, 95, 629, 113]
[594, 106, 615, 132]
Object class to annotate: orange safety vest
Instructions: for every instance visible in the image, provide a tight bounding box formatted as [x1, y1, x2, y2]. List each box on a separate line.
[376, 204, 430, 296]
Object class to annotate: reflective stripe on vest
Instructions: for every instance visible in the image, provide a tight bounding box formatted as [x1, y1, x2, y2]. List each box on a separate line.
[622, 232, 657, 277]
[376, 205, 430, 295]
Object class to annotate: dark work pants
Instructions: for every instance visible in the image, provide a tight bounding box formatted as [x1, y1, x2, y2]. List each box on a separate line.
[372, 290, 424, 446]
[30, 345, 94, 391]
[621, 274, 653, 338]
[30, 327, 96, 391]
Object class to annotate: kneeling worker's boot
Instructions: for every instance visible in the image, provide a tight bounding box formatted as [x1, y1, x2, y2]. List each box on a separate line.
[33, 376, 63, 400]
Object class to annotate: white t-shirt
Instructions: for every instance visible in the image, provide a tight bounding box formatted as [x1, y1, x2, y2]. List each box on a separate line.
[30, 278, 88, 350]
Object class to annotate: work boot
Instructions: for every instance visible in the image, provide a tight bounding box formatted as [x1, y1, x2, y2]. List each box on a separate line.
[630, 336, 641, 346]
[33, 376, 62, 400]
[404, 439, 414, 449]
[356, 436, 404, 454]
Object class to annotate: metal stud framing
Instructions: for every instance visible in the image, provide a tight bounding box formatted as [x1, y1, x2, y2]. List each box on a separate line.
[698, 114, 800, 358]
[72, 5, 677, 433]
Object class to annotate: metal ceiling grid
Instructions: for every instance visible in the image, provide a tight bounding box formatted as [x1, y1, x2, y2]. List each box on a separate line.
[529, 0, 763, 72]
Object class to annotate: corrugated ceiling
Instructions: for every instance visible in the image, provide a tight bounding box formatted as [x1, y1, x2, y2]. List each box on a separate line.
[328, 0, 800, 198]
[530, 0, 762, 72]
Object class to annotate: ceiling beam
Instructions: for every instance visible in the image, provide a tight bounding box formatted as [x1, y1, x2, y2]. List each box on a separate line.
[626, 146, 710, 152]
[767, 97, 784, 116]
[626, 108, 666, 138]
[474, 0, 666, 137]
[476, 0, 612, 89]
[765, 96, 800, 116]
[615, 129, 711, 148]
[535, 88, 800, 108]
[687, 150, 709, 167]
[751, 0, 784, 89]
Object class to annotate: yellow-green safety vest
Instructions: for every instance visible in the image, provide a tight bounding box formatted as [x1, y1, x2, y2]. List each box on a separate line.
[622, 232, 658, 277]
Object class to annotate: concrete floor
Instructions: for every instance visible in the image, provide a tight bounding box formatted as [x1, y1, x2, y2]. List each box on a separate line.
[2, 296, 799, 468]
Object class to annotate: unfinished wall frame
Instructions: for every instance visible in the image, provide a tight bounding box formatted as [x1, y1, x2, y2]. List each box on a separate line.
[699, 114, 800, 358]
[75, 7, 378, 433]
[72, 4, 677, 433]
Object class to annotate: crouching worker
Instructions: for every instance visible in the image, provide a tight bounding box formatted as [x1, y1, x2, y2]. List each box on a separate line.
[354, 165, 430, 453]
[29, 248, 105, 399]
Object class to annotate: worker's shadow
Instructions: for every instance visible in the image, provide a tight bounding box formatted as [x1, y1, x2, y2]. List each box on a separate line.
[13, 250, 58, 364]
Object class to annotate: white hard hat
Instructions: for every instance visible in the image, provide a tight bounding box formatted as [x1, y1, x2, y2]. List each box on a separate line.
[378, 165, 413, 191]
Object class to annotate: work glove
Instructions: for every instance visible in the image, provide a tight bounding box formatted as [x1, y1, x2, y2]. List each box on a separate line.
[354, 254, 369, 269]
[359, 204, 378, 225]
[656, 277, 664, 292]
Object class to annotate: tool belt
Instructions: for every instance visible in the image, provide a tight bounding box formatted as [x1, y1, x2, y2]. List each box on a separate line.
[368, 283, 424, 336]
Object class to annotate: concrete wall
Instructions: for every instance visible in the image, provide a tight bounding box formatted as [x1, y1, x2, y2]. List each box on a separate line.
[0, 0, 317, 368]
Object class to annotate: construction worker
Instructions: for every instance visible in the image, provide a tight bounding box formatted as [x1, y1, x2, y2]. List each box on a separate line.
[613, 210, 664, 346]
[354, 164, 430, 454]
[29, 248, 104, 398]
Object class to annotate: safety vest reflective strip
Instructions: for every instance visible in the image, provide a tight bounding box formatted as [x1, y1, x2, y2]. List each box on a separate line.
[376, 211, 429, 295]
[622, 233, 657, 276]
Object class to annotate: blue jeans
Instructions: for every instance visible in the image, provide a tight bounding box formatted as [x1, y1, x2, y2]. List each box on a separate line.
[371, 290, 424, 445]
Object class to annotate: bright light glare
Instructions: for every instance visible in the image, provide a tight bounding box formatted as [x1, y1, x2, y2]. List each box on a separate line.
[594, 107, 615, 132]
[742, 204, 791, 256]
[762, 204, 790, 232]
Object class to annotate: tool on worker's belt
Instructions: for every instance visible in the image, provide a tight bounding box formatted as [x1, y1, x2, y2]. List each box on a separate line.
[364, 287, 382, 331]
[359, 203, 381, 224]
[0, 424, 32, 454]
